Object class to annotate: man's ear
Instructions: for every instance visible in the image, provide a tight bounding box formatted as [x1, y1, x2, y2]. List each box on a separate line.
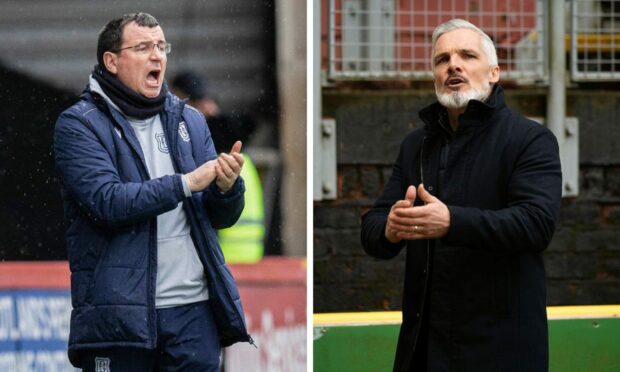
[102, 51, 118, 74]
[489, 65, 500, 83]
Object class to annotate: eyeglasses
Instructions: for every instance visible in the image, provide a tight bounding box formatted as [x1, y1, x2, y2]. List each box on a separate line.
[114, 41, 172, 55]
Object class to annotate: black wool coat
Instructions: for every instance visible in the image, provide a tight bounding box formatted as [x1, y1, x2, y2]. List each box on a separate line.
[361, 85, 562, 372]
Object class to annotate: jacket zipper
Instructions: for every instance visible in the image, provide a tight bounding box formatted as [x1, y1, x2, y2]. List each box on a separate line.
[130, 134, 158, 350]
[147, 215, 157, 348]
[411, 135, 431, 358]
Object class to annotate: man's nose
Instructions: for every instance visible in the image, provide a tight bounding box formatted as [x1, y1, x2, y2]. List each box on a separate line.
[149, 46, 165, 60]
[447, 54, 462, 73]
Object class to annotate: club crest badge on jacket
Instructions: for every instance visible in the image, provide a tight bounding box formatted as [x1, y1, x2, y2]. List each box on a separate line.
[155, 133, 169, 154]
[178, 121, 190, 142]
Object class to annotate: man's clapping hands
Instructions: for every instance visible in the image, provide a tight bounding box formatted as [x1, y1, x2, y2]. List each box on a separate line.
[185, 141, 244, 193]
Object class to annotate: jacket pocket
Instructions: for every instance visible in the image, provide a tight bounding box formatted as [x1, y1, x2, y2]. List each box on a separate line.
[85, 244, 109, 304]
[89, 267, 148, 306]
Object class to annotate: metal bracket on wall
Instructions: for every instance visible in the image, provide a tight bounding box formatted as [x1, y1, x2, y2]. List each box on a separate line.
[531, 117, 579, 197]
[561, 117, 579, 197]
[314, 118, 337, 200]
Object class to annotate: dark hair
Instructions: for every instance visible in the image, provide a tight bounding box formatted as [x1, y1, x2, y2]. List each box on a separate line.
[96, 12, 160, 66]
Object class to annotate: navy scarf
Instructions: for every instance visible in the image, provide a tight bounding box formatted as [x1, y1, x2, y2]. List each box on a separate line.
[92, 64, 167, 119]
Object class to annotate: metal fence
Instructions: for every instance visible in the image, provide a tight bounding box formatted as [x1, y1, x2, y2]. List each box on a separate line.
[327, 0, 547, 82]
[571, 0, 620, 81]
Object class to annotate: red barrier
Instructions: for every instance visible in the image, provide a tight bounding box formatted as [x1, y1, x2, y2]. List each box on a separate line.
[0, 258, 306, 289]
[0, 261, 70, 289]
[0, 258, 307, 371]
[226, 258, 307, 371]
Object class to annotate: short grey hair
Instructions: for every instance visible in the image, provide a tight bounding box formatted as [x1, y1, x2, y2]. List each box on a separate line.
[431, 19, 498, 67]
[97, 13, 160, 66]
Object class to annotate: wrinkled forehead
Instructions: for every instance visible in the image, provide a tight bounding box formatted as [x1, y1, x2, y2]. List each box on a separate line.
[434, 29, 484, 56]
[121, 22, 166, 44]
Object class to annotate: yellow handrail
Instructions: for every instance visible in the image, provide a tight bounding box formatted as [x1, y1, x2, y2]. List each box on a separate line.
[314, 305, 620, 326]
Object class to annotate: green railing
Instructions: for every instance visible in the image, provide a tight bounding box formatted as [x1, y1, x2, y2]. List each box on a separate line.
[314, 306, 620, 372]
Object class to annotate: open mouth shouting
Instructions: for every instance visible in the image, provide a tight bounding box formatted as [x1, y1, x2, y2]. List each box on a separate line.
[146, 68, 162, 88]
[445, 75, 468, 90]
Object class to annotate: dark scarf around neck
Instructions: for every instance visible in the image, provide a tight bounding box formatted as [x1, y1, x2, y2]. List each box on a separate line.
[92, 64, 167, 119]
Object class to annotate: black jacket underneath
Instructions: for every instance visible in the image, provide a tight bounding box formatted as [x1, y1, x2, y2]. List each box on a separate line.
[361, 85, 562, 372]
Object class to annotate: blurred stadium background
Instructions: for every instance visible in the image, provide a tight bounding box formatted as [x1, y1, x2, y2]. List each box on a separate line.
[0, 1, 306, 371]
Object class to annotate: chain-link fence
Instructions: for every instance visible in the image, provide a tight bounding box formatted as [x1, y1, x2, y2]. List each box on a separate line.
[327, 0, 547, 82]
[571, 0, 620, 81]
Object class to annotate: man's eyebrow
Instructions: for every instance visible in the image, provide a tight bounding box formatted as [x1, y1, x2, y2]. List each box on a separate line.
[134, 38, 166, 44]
[459, 48, 479, 55]
[434, 49, 479, 62]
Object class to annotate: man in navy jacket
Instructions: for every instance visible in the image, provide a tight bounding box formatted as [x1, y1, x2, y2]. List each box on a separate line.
[361, 19, 562, 371]
[54, 13, 250, 371]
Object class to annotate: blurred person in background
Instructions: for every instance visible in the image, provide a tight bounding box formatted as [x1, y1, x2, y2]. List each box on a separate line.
[172, 71, 265, 263]
[361, 19, 562, 372]
[54, 12, 252, 371]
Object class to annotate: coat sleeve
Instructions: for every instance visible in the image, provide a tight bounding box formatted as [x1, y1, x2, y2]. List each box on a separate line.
[188, 111, 245, 229]
[54, 111, 186, 228]
[443, 125, 562, 252]
[361, 141, 407, 259]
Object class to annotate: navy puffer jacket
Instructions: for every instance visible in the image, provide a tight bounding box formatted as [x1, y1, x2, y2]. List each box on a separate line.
[54, 89, 250, 367]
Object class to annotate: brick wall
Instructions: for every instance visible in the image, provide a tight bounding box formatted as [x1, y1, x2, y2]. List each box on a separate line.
[314, 87, 620, 313]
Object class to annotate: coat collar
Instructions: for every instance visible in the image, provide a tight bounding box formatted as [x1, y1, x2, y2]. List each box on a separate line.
[80, 87, 187, 177]
[419, 84, 506, 133]
[81, 85, 186, 120]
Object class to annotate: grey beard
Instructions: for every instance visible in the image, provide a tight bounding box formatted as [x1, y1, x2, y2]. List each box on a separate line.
[436, 83, 491, 109]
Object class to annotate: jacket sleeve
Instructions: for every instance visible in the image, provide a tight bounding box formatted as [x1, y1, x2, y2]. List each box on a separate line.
[203, 178, 245, 229]
[54, 111, 186, 228]
[443, 126, 562, 252]
[361, 141, 407, 259]
[190, 112, 245, 229]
